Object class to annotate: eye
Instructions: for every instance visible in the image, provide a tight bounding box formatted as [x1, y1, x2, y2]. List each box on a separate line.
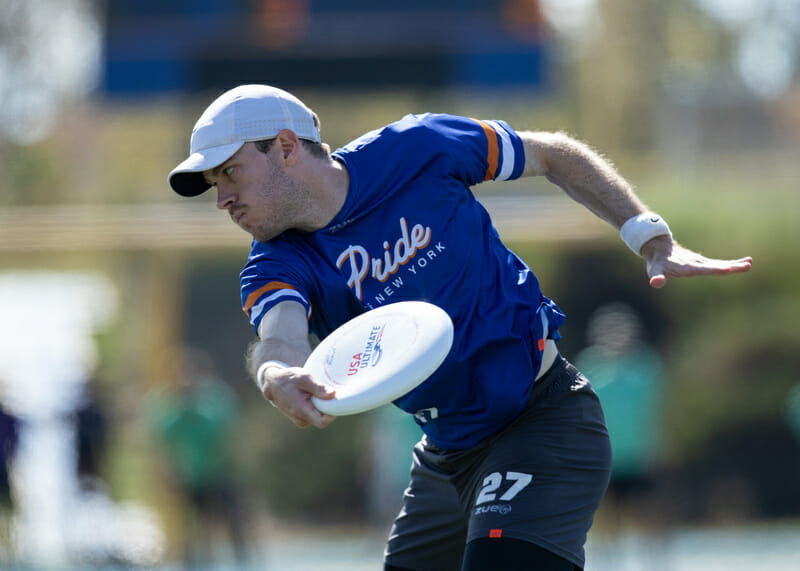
[223, 166, 235, 178]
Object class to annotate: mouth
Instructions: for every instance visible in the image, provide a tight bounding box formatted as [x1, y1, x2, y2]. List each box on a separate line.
[230, 209, 246, 224]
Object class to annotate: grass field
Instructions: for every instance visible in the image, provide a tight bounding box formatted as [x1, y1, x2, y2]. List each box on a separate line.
[141, 522, 800, 570]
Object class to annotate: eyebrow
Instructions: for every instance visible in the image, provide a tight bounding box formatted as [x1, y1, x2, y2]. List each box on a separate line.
[204, 161, 230, 186]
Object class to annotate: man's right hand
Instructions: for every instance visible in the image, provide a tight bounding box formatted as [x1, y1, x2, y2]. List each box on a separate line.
[263, 365, 337, 429]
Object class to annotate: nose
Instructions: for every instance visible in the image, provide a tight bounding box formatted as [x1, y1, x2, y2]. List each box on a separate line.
[216, 182, 236, 210]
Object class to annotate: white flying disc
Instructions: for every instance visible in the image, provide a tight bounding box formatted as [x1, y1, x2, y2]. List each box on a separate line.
[307, 301, 454, 416]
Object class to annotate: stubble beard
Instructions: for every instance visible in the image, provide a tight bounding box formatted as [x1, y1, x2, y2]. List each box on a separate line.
[249, 209, 285, 243]
[249, 167, 307, 243]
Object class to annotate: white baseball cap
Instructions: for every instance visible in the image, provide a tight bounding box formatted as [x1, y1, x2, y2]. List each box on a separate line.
[169, 84, 321, 197]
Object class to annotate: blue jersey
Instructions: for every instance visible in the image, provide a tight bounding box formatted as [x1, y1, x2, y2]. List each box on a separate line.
[240, 113, 565, 449]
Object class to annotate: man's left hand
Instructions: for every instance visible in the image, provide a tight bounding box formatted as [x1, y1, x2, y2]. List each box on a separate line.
[641, 235, 752, 289]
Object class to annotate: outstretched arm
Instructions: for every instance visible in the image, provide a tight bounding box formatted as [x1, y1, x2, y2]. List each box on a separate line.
[519, 131, 752, 287]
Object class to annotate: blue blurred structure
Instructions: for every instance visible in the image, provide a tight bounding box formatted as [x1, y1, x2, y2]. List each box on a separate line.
[103, 0, 550, 95]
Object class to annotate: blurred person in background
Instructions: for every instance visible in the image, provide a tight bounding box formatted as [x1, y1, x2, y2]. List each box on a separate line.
[575, 303, 665, 526]
[146, 348, 250, 568]
[0, 397, 19, 564]
[168, 85, 751, 570]
[74, 380, 110, 494]
[787, 383, 800, 443]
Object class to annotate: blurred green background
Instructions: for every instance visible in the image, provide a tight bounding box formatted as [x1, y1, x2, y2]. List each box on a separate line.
[0, 0, 799, 569]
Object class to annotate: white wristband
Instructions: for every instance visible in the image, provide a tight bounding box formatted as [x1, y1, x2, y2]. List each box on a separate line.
[256, 360, 289, 405]
[620, 212, 672, 256]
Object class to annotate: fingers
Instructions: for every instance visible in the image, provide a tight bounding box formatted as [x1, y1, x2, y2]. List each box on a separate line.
[288, 376, 336, 428]
[684, 255, 753, 275]
[289, 400, 336, 429]
[291, 404, 336, 429]
[720, 256, 753, 274]
[310, 383, 337, 401]
[646, 246, 753, 288]
[267, 367, 337, 429]
[673, 254, 752, 278]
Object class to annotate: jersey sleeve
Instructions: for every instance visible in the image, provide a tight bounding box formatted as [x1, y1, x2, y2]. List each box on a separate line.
[407, 114, 526, 191]
[464, 118, 527, 183]
[239, 241, 312, 335]
[332, 113, 526, 200]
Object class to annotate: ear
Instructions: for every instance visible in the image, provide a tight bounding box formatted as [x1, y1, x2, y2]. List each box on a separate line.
[275, 129, 301, 166]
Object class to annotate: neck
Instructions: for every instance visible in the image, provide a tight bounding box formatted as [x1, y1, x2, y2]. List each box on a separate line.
[302, 156, 349, 232]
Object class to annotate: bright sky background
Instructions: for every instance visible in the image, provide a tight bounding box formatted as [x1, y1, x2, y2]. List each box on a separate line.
[0, 0, 102, 144]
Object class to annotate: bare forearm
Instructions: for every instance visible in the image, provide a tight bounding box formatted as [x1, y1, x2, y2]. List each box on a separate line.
[520, 131, 647, 228]
[246, 335, 312, 378]
[516, 131, 751, 287]
[245, 302, 334, 428]
[246, 300, 313, 380]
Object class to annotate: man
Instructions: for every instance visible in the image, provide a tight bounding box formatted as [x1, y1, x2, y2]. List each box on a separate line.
[169, 85, 751, 570]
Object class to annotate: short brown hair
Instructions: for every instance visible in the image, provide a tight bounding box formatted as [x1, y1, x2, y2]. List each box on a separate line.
[254, 137, 329, 159]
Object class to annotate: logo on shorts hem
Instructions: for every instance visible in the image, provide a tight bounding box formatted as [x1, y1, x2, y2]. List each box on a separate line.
[474, 503, 512, 516]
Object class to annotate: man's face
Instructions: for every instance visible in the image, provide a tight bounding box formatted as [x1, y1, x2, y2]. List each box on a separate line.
[205, 142, 303, 242]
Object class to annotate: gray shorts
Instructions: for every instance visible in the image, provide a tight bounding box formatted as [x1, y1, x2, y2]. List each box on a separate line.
[384, 357, 612, 570]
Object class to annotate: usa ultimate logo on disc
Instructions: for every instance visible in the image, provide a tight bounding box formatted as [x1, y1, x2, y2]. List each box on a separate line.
[307, 301, 454, 416]
[317, 313, 418, 390]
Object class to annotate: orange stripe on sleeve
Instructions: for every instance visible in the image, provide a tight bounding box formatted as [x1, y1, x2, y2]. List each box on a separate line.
[243, 281, 297, 314]
[475, 119, 499, 181]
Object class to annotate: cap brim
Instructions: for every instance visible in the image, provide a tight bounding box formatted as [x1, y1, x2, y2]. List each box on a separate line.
[168, 141, 245, 197]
